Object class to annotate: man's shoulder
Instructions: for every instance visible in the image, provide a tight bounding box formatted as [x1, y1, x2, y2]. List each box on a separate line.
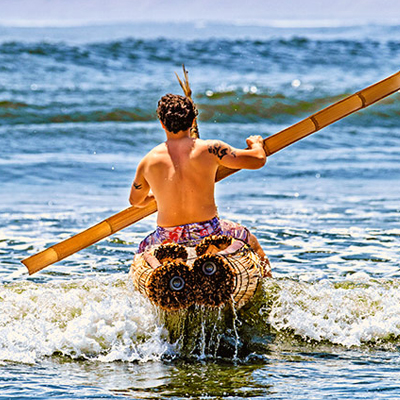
[137, 143, 166, 167]
[193, 138, 221, 156]
[196, 138, 223, 149]
[146, 143, 167, 157]
[201, 139, 232, 154]
[201, 138, 229, 147]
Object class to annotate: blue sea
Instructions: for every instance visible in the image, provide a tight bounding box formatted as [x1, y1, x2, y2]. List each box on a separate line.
[1, 20, 400, 399]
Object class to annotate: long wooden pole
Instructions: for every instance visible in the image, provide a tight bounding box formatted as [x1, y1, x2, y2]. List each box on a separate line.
[22, 70, 400, 275]
[216, 70, 400, 181]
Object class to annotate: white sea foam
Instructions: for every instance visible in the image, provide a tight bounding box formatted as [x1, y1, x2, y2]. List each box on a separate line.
[2, 272, 400, 364]
[0, 276, 170, 363]
[268, 277, 400, 347]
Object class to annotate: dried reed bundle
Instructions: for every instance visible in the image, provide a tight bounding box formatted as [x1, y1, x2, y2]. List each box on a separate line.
[195, 235, 233, 256]
[146, 260, 195, 311]
[191, 253, 236, 307]
[154, 243, 188, 263]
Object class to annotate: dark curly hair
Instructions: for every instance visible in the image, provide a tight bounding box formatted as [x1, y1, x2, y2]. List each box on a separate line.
[157, 94, 197, 134]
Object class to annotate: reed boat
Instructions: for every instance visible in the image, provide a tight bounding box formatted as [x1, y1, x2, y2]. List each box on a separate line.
[129, 235, 267, 312]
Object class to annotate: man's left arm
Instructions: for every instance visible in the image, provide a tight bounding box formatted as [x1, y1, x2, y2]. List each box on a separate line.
[208, 136, 266, 170]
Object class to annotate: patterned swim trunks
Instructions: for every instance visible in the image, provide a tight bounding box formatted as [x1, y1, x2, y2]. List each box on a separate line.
[138, 216, 250, 253]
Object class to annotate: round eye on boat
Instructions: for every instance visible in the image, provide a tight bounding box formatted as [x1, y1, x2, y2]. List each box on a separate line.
[169, 276, 185, 291]
[202, 261, 217, 276]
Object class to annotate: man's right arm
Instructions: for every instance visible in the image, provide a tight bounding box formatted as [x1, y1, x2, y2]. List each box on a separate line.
[207, 136, 266, 170]
[129, 159, 154, 208]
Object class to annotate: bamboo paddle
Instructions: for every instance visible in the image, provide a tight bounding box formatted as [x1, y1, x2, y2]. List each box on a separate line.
[22, 70, 400, 275]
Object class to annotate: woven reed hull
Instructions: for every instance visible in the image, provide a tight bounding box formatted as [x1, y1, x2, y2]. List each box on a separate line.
[129, 236, 264, 312]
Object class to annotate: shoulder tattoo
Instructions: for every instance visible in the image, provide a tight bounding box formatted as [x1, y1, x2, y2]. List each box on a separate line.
[133, 182, 142, 190]
[207, 141, 236, 160]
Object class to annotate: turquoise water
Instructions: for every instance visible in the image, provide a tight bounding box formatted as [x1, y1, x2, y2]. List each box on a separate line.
[1, 21, 400, 399]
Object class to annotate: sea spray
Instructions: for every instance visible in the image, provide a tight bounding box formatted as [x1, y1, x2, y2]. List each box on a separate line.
[268, 274, 400, 348]
[3, 271, 400, 364]
[0, 276, 171, 363]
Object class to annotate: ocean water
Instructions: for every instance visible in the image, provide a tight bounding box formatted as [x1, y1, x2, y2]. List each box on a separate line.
[1, 20, 400, 399]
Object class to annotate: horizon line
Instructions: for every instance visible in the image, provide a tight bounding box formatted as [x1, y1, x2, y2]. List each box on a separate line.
[0, 17, 399, 29]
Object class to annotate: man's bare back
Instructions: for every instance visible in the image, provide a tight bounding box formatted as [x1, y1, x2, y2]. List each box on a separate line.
[129, 128, 266, 227]
[130, 93, 271, 276]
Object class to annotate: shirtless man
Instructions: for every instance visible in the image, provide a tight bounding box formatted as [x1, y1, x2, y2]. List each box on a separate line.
[129, 94, 271, 276]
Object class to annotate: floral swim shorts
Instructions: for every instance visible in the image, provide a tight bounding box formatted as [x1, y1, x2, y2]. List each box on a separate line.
[138, 216, 250, 253]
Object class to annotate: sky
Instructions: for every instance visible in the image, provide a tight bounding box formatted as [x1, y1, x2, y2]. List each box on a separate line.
[1, 0, 399, 25]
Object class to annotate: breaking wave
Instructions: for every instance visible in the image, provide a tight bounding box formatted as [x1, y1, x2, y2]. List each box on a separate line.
[2, 275, 400, 364]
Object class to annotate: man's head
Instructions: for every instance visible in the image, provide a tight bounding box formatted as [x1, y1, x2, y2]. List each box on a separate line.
[157, 94, 197, 133]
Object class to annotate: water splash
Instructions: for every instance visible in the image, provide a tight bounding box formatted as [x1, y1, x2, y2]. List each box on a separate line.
[269, 275, 400, 348]
[2, 273, 400, 364]
[0, 276, 171, 363]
